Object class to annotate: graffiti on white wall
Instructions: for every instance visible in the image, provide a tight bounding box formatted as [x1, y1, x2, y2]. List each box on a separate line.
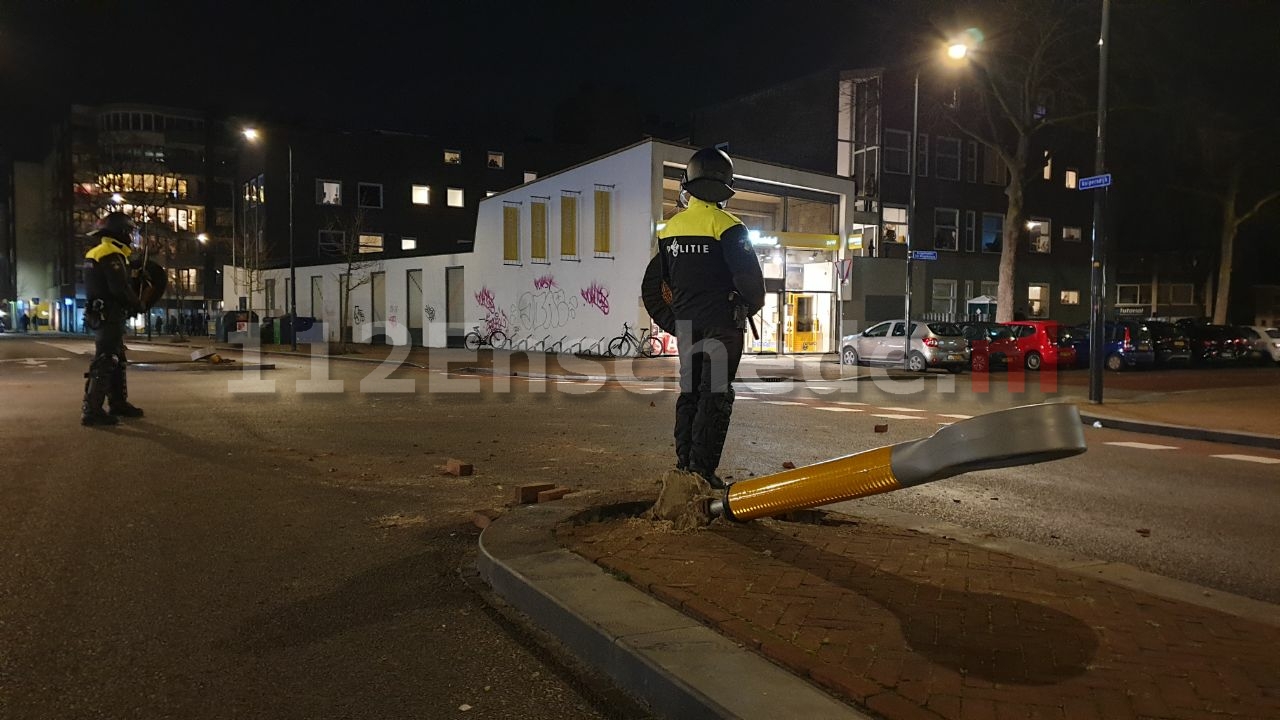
[580, 281, 610, 315]
[425, 305, 437, 322]
[475, 287, 509, 336]
[388, 304, 399, 328]
[511, 276, 577, 333]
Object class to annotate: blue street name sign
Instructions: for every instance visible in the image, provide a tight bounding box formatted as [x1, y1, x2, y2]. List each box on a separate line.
[1078, 173, 1112, 190]
[909, 250, 939, 261]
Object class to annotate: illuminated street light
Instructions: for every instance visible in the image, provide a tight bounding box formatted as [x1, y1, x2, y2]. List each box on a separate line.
[904, 38, 977, 367]
[239, 125, 297, 350]
[197, 233, 209, 243]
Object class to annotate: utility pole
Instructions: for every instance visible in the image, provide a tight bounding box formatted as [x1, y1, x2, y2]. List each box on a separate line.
[903, 70, 920, 366]
[1088, 0, 1111, 403]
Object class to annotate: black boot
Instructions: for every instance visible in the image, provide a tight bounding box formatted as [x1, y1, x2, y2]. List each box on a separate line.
[108, 366, 144, 418]
[82, 372, 118, 426]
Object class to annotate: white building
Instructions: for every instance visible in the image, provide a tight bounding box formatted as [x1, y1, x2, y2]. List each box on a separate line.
[224, 139, 857, 354]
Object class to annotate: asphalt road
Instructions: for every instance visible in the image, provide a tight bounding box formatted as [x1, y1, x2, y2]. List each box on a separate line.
[2, 334, 1278, 718]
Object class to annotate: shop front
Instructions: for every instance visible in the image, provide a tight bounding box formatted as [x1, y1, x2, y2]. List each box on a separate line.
[661, 175, 843, 355]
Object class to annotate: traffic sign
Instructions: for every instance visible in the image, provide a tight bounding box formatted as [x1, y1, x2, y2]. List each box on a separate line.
[1078, 173, 1112, 190]
[908, 250, 938, 261]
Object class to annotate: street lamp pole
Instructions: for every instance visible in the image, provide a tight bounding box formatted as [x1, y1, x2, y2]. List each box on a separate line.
[288, 143, 297, 352]
[1088, 0, 1111, 403]
[903, 69, 920, 367]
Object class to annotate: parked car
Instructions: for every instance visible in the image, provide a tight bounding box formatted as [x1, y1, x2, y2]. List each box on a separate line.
[1144, 321, 1192, 366]
[1000, 320, 1076, 371]
[958, 322, 1022, 371]
[1176, 320, 1246, 364]
[1068, 320, 1156, 371]
[841, 320, 969, 373]
[1239, 325, 1280, 364]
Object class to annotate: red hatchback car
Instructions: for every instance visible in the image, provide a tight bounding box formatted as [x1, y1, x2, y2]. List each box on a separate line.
[1000, 321, 1077, 370]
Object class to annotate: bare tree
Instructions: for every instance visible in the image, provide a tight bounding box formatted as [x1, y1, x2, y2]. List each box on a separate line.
[925, 0, 1098, 321]
[1185, 126, 1280, 324]
[318, 205, 382, 353]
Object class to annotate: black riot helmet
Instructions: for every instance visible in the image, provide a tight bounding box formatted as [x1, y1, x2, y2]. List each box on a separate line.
[89, 212, 138, 246]
[681, 147, 735, 203]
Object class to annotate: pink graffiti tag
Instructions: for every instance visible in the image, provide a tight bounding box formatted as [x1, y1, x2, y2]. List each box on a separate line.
[581, 282, 610, 315]
[533, 275, 557, 290]
[475, 287, 509, 335]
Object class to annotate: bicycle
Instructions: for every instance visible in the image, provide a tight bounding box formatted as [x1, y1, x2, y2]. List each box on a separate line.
[464, 324, 508, 351]
[608, 322, 660, 358]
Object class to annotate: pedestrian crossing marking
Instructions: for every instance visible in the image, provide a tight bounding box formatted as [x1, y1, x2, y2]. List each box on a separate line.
[1105, 441, 1180, 451]
[877, 406, 924, 413]
[834, 401, 867, 406]
[871, 413, 923, 420]
[937, 413, 973, 419]
[816, 407, 861, 413]
[763, 400, 805, 406]
[1211, 454, 1280, 465]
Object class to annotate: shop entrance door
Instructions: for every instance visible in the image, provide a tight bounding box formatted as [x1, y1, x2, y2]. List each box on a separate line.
[784, 292, 833, 353]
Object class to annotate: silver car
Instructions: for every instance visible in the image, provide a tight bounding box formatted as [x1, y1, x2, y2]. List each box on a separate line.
[841, 320, 970, 373]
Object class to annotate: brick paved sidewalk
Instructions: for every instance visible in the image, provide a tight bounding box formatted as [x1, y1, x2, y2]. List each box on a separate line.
[558, 515, 1279, 720]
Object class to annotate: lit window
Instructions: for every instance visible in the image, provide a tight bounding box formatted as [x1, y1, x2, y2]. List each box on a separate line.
[523, 171, 537, 183]
[1042, 151, 1052, 181]
[358, 233, 383, 254]
[1060, 290, 1081, 305]
[1065, 169, 1078, 189]
[444, 150, 461, 165]
[1028, 218, 1051, 253]
[447, 188, 464, 207]
[358, 183, 383, 209]
[883, 205, 907, 244]
[1063, 226, 1082, 242]
[412, 185, 430, 205]
[1027, 283, 1050, 317]
[317, 180, 341, 205]
[401, 236, 417, 251]
[487, 151, 505, 169]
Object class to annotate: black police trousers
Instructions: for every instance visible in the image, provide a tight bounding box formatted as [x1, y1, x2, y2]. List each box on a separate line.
[674, 324, 745, 479]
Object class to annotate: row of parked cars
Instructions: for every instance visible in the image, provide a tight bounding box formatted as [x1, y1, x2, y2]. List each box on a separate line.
[841, 318, 1280, 373]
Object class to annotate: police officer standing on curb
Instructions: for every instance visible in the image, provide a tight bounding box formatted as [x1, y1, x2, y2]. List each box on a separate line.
[643, 147, 764, 488]
[81, 212, 149, 426]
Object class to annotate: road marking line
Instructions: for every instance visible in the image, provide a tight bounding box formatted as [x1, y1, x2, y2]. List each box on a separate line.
[807, 386, 839, 391]
[737, 396, 757, 401]
[871, 413, 923, 420]
[937, 413, 973, 419]
[834, 401, 867, 406]
[763, 400, 805, 406]
[1211, 454, 1280, 465]
[816, 407, 862, 413]
[877, 407, 924, 413]
[1105, 441, 1180, 450]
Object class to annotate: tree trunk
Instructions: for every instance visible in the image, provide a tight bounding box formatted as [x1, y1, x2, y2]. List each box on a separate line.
[1212, 174, 1240, 325]
[996, 136, 1030, 323]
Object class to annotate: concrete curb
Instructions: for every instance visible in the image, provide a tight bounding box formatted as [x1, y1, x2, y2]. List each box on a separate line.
[1078, 410, 1280, 450]
[476, 501, 870, 720]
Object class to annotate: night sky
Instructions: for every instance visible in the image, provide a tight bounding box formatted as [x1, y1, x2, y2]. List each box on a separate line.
[0, 0, 887, 157]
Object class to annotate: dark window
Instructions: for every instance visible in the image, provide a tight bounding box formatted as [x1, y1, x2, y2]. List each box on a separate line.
[357, 183, 383, 209]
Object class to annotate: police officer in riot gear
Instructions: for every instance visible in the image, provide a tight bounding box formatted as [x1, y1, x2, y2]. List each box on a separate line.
[643, 147, 765, 487]
[82, 212, 147, 426]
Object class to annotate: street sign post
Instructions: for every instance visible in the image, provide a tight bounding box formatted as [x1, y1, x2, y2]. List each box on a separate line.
[1079, 173, 1112, 190]
[908, 250, 938, 261]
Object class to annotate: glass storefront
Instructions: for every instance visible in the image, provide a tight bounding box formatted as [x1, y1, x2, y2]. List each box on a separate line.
[661, 178, 840, 354]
